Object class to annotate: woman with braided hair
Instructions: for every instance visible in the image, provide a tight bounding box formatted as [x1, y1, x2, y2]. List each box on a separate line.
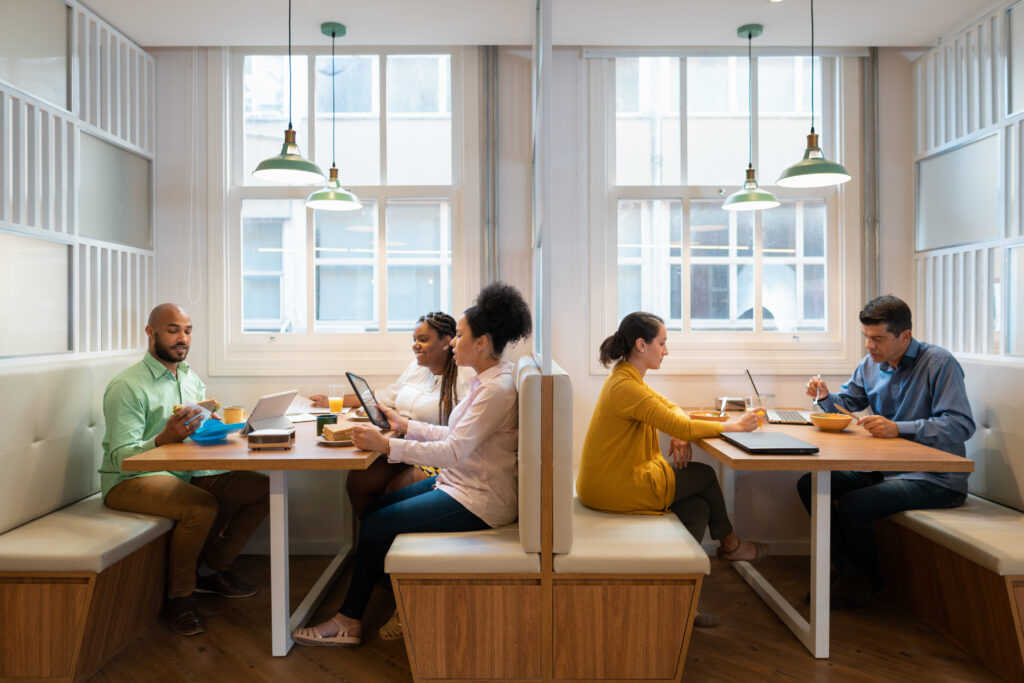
[317, 311, 473, 516]
[294, 282, 532, 648]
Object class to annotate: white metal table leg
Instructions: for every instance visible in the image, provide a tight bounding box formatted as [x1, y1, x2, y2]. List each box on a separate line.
[729, 469, 831, 658]
[809, 469, 830, 658]
[269, 471, 291, 656]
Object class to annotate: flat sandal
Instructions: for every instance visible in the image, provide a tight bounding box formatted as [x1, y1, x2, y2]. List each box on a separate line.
[292, 614, 362, 647]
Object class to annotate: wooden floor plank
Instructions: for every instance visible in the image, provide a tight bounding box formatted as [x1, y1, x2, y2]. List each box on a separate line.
[93, 555, 998, 682]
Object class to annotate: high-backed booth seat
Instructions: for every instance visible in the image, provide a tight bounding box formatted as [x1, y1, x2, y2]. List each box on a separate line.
[876, 358, 1024, 681]
[0, 356, 171, 682]
[385, 355, 557, 681]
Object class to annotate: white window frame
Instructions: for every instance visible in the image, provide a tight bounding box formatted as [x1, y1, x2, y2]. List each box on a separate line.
[205, 47, 481, 376]
[587, 54, 864, 375]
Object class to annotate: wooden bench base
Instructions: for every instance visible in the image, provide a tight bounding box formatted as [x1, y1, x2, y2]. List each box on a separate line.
[876, 519, 1024, 681]
[393, 574, 542, 681]
[551, 574, 702, 682]
[0, 534, 167, 682]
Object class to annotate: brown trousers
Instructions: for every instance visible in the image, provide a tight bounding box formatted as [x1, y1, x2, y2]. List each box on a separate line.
[105, 472, 269, 598]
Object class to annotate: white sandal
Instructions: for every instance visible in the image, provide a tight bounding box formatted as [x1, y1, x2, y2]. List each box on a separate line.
[292, 614, 362, 647]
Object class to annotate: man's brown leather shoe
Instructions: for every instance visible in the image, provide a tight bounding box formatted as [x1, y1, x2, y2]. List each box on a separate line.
[194, 570, 258, 598]
[168, 596, 205, 636]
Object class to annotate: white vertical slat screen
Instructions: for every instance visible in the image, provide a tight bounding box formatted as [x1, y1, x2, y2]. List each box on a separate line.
[0, 1, 156, 359]
[74, 5, 154, 156]
[912, 5, 1024, 358]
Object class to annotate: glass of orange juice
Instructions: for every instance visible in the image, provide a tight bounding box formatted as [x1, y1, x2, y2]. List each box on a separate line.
[327, 384, 345, 414]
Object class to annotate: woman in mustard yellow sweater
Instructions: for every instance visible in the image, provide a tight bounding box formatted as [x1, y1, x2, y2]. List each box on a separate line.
[577, 312, 766, 565]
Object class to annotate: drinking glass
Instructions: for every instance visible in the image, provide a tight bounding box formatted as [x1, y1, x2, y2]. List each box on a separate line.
[744, 395, 767, 432]
[327, 384, 345, 414]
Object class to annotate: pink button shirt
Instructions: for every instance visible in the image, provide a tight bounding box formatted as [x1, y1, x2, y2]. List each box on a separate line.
[388, 361, 519, 527]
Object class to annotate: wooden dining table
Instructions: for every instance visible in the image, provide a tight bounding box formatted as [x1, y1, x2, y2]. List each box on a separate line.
[123, 417, 382, 656]
[691, 415, 974, 659]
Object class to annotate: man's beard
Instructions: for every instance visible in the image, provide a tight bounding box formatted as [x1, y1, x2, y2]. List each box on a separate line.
[154, 338, 189, 363]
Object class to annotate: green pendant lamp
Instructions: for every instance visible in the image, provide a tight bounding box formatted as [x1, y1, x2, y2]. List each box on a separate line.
[253, 0, 326, 185]
[306, 22, 362, 211]
[723, 24, 780, 212]
[776, 0, 851, 188]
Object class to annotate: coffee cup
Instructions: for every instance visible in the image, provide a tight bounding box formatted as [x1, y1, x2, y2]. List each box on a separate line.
[317, 413, 338, 436]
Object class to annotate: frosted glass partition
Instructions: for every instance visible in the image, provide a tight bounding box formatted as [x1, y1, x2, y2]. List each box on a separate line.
[0, 0, 67, 109]
[1012, 2, 1024, 115]
[916, 134, 999, 251]
[79, 133, 152, 249]
[0, 232, 69, 356]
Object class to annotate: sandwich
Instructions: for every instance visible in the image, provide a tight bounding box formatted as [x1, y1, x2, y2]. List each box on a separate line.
[322, 423, 355, 442]
[173, 398, 221, 414]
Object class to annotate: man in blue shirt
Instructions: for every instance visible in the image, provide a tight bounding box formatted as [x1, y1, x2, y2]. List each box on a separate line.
[798, 295, 974, 608]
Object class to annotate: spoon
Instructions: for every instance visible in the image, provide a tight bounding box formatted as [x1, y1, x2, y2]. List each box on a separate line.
[811, 372, 823, 411]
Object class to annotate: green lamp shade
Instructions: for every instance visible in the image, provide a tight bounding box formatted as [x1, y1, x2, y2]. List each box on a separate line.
[253, 127, 325, 185]
[306, 166, 362, 211]
[723, 167, 780, 212]
[777, 132, 851, 188]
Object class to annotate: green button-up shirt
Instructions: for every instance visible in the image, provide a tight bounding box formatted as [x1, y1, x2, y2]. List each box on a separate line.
[100, 352, 226, 498]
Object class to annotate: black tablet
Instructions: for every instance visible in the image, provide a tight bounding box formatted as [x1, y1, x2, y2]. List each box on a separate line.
[345, 371, 391, 430]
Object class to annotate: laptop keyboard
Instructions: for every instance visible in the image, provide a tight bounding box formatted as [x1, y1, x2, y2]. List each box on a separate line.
[771, 409, 810, 423]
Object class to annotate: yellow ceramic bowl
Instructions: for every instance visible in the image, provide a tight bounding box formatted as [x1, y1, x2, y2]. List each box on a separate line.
[810, 412, 852, 432]
[689, 410, 729, 422]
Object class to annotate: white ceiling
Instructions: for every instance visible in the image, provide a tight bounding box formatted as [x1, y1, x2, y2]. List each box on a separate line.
[82, 0, 999, 49]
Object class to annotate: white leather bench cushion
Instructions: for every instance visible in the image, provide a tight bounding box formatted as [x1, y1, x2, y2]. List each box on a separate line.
[0, 493, 172, 573]
[960, 359, 1024, 512]
[891, 494, 1024, 576]
[385, 524, 540, 574]
[554, 498, 710, 575]
[0, 355, 137, 535]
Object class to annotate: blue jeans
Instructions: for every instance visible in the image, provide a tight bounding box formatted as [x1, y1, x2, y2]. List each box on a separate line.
[796, 471, 965, 582]
[338, 475, 488, 620]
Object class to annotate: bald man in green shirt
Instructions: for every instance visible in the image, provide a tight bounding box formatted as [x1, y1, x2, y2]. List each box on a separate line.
[101, 303, 268, 636]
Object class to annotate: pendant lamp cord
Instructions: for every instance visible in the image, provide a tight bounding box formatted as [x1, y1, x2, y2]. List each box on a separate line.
[747, 30, 753, 170]
[331, 31, 336, 169]
[287, 0, 293, 129]
[809, 0, 815, 135]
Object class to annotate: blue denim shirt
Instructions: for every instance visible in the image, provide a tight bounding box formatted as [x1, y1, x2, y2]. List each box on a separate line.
[819, 338, 975, 493]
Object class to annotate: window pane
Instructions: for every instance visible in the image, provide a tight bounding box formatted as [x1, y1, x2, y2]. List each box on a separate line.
[691, 265, 730, 320]
[314, 55, 380, 185]
[690, 201, 754, 331]
[243, 276, 280, 321]
[243, 56, 309, 187]
[315, 202, 379, 332]
[1008, 246, 1024, 355]
[618, 265, 641, 320]
[616, 57, 680, 185]
[386, 54, 451, 185]
[758, 56, 821, 184]
[803, 200, 826, 257]
[241, 199, 306, 333]
[687, 57, 747, 186]
[804, 264, 826, 324]
[616, 199, 680, 324]
[79, 134, 152, 249]
[763, 203, 796, 258]
[386, 200, 451, 330]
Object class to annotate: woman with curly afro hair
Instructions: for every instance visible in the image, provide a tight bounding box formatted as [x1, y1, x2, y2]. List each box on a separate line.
[293, 282, 532, 647]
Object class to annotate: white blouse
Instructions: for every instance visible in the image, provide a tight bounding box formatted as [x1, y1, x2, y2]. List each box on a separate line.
[375, 359, 473, 425]
[388, 361, 519, 528]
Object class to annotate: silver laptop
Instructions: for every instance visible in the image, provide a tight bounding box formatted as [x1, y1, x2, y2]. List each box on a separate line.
[744, 369, 813, 425]
[240, 389, 299, 435]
